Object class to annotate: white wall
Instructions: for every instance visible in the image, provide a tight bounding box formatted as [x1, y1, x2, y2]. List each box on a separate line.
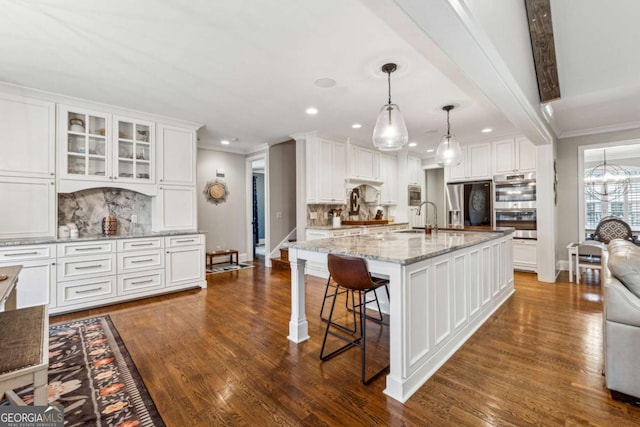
[555, 128, 640, 262]
[268, 140, 296, 252]
[197, 148, 247, 256]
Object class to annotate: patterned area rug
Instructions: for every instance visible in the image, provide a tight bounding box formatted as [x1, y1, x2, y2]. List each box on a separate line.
[1, 315, 164, 427]
[206, 262, 254, 274]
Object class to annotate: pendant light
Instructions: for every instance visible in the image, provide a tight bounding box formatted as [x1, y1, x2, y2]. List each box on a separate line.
[435, 105, 462, 167]
[372, 63, 408, 151]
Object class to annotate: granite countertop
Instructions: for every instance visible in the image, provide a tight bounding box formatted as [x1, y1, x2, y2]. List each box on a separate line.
[307, 222, 409, 230]
[291, 230, 506, 265]
[0, 230, 207, 247]
[414, 225, 515, 234]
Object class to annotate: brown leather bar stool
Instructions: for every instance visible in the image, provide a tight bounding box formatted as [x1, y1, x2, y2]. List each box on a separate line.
[320, 253, 390, 385]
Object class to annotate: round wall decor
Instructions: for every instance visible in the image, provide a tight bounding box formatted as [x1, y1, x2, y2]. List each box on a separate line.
[203, 180, 229, 205]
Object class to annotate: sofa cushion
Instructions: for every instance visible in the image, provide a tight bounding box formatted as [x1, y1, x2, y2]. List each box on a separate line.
[608, 239, 640, 298]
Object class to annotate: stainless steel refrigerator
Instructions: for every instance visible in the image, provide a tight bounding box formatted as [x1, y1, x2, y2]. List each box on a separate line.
[445, 180, 492, 227]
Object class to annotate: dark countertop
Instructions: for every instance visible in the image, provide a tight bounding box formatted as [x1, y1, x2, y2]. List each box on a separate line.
[0, 230, 207, 247]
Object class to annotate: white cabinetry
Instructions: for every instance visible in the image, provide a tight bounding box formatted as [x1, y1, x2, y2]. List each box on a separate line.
[0, 94, 56, 239]
[379, 153, 398, 205]
[0, 177, 55, 239]
[57, 105, 156, 194]
[154, 124, 198, 231]
[56, 240, 118, 309]
[445, 143, 491, 182]
[349, 145, 380, 180]
[117, 237, 164, 296]
[493, 137, 536, 174]
[306, 138, 346, 204]
[512, 238, 537, 272]
[0, 245, 56, 309]
[408, 156, 422, 186]
[0, 94, 55, 178]
[157, 124, 196, 186]
[165, 234, 205, 288]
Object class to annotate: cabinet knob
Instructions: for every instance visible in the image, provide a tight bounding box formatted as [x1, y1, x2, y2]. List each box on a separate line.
[108, 176, 113, 179]
[50, 182, 54, 185]
[159, 186, 163, 190]
[114, 176, 118, 179]
[160, 179, 163, 182]
[50, 172, 54, 176]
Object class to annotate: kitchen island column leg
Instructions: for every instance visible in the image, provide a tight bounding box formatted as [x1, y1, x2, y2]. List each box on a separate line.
[288, 248, 309, 343]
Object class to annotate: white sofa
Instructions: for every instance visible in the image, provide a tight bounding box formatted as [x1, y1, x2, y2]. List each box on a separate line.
[603, 239, 640, 402]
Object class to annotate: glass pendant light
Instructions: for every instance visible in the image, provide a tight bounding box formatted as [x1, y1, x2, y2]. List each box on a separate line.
[372, 63, 408, 151]
[435, 105, 462, 167]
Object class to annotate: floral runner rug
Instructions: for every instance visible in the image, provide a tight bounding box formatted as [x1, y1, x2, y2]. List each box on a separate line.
[1, 315, 165, 427]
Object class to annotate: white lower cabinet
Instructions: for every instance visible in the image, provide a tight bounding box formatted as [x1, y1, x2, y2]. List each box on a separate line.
[513, 239, 537, 272]
[165, 235, 205, 288]
[46, 234, 206, 314]
[0, 244, 56, 309]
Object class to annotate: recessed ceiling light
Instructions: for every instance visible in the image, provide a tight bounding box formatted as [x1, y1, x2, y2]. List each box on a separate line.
[306, 107, 318, 115]
[481, 128, 493, 133]
[426, 149, 434, 153]
[221, 140, 230, 145]
[314, 78, 336, 88]
[408, 142, 417, 147]
[352, 123, 362, 129]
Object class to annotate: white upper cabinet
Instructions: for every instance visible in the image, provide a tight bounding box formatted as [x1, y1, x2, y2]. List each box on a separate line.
[408, 156, 422, 185]
[493, 137, 536, 174]
[57, 105, 157, 194]
[306, 137, 346, 204]
[0, 176, 56, 239]
[0, 94, 55, 178]
[113, 116, 155, 184]
[379, 153, 398, 205]
[157, 124, 196, 186]
[348, 145, 380, 181]
[445, 143, 491, 182]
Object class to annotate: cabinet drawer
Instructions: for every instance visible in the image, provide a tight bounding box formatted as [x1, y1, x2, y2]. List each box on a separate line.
[57, 254, 116, 281]
[118, 270, 164, 296]
[57, 241, 115, 257]
[58, 276, 117, 307]
[0, 245, 54, 261]
[166, 234, 203, 248]
[117, 238, 163, 252]
[118, 250, 164, 274]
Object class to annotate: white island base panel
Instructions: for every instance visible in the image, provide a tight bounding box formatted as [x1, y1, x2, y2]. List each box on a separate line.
[288, 234, 514, 403]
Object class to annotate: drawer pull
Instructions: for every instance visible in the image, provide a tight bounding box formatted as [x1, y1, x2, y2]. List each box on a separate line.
[131, 243, 153, 247]
[176, 239, 196, 243]
[75, 286, 103, 294]
[75, 264, 103, 270]
[75, 247, 103, 251]
[131, 258, 153, 264]
[131, 279, 154, 285]
[4, 251, 39, 257]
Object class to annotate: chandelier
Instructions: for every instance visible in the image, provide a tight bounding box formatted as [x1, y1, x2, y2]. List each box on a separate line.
[585, 149, 631, 201]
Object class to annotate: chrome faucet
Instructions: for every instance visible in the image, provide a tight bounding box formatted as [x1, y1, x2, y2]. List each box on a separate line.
[417, 201, 438, 232]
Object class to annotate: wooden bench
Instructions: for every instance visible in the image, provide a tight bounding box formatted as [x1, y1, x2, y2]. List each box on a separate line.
[206, 249, 239, 268]
[0, 304, 49, 406]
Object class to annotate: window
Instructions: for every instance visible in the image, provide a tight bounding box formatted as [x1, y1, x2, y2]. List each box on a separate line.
[583, 144, 640, 236]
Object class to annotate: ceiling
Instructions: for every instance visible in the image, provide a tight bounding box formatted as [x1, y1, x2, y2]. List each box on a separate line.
[1, 0, 638, 155]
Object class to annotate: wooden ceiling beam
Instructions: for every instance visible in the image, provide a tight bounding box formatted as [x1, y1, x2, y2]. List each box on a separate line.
[525, 0, 561, 103]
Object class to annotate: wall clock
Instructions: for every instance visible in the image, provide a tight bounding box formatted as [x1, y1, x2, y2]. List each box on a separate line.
[203, 180, 229, 205]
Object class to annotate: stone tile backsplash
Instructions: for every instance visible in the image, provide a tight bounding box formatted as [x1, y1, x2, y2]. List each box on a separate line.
[58, 188, 152, 236]
[306, 185, 387, 226]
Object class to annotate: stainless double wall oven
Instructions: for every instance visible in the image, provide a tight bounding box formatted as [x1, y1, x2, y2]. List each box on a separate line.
[493, 172, 537, 239]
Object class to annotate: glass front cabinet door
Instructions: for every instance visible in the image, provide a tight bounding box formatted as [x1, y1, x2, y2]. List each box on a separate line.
[58, 106, 155, 186]
[113, 116, 154, 183]
[59, 106, 110, 180]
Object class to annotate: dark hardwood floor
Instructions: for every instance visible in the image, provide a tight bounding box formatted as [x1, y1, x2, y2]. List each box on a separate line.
[52, 262, 640, 426]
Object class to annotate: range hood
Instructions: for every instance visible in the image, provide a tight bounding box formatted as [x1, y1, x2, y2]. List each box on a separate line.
[344, 176, 383, 191]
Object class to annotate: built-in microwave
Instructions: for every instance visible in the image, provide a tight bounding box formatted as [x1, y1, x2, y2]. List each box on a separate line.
[408, 185, 422, 206]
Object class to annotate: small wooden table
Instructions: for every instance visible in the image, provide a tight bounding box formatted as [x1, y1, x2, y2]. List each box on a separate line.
[206, 249, 239, 267]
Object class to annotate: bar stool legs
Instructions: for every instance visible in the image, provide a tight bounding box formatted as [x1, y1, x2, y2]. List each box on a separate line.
[319, 285, 390, 385]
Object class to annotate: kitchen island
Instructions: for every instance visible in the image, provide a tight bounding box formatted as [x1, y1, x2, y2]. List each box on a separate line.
[288, 229, 514, 403]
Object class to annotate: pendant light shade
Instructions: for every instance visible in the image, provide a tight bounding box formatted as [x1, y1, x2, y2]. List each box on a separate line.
[435, 105, 462, 167]
[372, 63, 408, 151]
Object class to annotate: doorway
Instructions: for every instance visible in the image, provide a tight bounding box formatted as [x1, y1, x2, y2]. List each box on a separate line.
[252, 165, 266, 258]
